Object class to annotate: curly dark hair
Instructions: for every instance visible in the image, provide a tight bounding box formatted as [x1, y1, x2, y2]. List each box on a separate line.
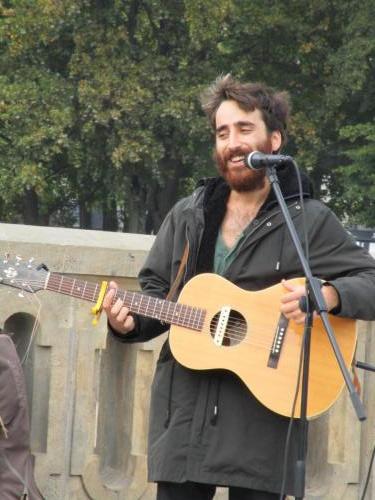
[200, 74, 290, 147]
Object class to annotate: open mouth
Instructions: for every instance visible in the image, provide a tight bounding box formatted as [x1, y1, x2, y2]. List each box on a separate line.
[228, 155, 246, 167]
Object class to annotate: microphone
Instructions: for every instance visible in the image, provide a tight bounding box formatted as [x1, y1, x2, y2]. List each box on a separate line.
[243, 151, 293, 170]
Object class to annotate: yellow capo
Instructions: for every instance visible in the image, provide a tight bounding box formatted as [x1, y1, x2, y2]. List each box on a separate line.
[91, 281, 108, 325]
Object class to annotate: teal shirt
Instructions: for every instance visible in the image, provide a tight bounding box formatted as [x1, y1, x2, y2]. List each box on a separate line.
[213, 230, 245, 276]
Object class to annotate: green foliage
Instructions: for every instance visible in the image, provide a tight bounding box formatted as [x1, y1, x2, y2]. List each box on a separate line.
[0, 0, 374, 230]
[333, 123, 375, 226]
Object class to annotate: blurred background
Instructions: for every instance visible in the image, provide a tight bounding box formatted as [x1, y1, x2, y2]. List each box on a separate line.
[0, 0, 374, 236]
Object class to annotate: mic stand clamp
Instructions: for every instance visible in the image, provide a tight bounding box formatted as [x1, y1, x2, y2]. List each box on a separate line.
[356, 361, 375, 372]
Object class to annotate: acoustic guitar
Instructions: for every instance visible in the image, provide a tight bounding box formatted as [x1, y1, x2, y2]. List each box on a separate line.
[0, 256, 356, 419]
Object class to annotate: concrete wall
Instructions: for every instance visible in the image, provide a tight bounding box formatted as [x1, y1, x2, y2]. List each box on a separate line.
[0, 223, 374, 499]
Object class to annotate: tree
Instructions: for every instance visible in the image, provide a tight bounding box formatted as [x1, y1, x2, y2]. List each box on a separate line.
[0, 0, 374, 230]
[0, 0, 230, 230]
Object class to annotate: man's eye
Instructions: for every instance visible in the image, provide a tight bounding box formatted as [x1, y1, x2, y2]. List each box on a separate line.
[217, 132, 228, 140]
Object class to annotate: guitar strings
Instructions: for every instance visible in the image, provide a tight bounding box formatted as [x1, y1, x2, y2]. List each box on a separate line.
[0, 278, 43, 366]
[200, 326, 284, 350]
[46, 277, 257, 336]
[20, 292, 42, 366]
[2, 282, 291, 354]
[14, 277, 207, 329]
[10, 277, 294, 350]
[9, 277, 287, 335]
[18, 281, 276, 339]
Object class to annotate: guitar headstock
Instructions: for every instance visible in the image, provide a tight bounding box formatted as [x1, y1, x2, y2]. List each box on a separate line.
[0, 255, 49, 294]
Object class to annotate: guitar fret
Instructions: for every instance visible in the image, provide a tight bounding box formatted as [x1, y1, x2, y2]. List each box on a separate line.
[179, 304, 187, 326]
[199, 308, 204, 329]
[129, 292, 135, 310]
[186, 306, 193, 327]
[186, 305, 193, 327]
[191, 307, 198, 328]
[118, 289, 126, 307]
[165, 300, 171, 323]
[151, 298, 158, 318]
[195, 307, 200, 328]
[179, 304, 186, 326]
[198, 308, 202, 327]
[151, 297, 157, 317]
[149, 297, 155, 317]
[82, 280, 87, 300]
[153, 298, 159, 318]
[136, 294, 144, 313]
[93, 283, 98, 302]
[186, 306, 192, 324]
[153, 299, 158, 318]
[133, 294, 140, 311]
[178, 303, 183, 320]
[75, 281, 82, 296]
[141, 295, 148, 312]
[189, 307, 196, 328]
[172, 303, 179, 321]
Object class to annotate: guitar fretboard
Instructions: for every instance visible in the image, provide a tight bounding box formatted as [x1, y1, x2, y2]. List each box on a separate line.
[46, 273, 205, 331]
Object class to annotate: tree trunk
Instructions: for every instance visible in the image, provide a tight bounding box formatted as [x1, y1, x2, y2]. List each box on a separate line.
[145, 159, 183, 233]
[23, 188, 39, 225]
[79, 203, 92, 229]
[123, 174, 147, 233]
[102, 197, 118, 231]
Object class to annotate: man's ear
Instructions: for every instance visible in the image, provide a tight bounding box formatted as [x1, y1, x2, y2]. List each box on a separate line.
[271, 130, 282, 153]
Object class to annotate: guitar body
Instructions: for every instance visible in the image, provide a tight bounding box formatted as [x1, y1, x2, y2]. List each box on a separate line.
[169, 273, 357, 419]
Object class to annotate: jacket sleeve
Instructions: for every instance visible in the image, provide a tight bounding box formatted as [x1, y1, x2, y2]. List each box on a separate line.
[307, 202, 375, 320]
[110, 204, 180, 343]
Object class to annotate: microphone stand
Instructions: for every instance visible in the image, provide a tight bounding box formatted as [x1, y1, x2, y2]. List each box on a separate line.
[356, 361, 375, 373]
[264, 164, 366, 500]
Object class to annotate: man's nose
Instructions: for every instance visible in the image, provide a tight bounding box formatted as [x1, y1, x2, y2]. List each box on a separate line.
[227, 131, 242, 149]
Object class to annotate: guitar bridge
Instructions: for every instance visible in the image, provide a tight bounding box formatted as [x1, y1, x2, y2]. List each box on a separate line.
[268, 314, 289, 368]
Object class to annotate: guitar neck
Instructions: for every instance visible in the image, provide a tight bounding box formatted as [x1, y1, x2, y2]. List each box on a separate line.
[46, 273, 204, 330]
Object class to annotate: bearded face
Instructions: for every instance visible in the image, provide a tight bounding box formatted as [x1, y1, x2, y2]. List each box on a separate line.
[214, 137, 274, 192]
[214, 101, 281, 193]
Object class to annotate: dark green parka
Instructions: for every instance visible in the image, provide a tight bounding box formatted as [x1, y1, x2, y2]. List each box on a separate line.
[112, 167, 375, 495]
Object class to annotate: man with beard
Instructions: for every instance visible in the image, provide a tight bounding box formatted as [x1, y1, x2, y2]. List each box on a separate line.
[103, 75, 375, 499]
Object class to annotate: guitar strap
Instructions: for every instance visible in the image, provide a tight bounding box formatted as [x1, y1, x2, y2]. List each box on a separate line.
[166, 242, 189, 301]
[0, 415, 7, 438]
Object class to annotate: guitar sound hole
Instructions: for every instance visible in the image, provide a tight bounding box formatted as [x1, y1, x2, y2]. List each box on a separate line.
[209, 309, 247, 346]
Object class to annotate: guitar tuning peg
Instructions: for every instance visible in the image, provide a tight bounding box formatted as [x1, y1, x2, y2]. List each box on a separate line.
[37, 263, 49, 271]
[28, 257, 35, 269]
[15, 255, 22, 266]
